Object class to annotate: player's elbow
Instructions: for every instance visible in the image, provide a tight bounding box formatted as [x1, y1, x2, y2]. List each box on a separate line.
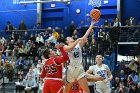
[40, 74, 45, 79]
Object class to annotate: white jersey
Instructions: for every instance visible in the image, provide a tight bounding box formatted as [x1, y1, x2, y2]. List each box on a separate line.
[89, 64, 110, 88]
[68, 43, 82, 67]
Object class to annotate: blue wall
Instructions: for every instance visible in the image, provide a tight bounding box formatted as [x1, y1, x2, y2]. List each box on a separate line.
[122, 0, 140, 24]
[69, 0, 117, 27]
[42, 2, 69, 29]
[0, 0, 37, 30]
[0, 0, 117, 30]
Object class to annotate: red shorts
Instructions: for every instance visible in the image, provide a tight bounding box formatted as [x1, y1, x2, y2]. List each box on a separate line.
[43, 79, 63, 93]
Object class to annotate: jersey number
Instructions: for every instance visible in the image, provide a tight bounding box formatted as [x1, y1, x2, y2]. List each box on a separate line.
[74, 51, 79, 58]
[71, 83, 79, 91]
[100, 73, 106, 79]
[46, 64, 58, 74]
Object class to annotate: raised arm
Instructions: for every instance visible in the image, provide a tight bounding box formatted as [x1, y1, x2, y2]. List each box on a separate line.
[63, 38, 81, 52]
[83, 20, 98, 38]
[79, 20, 98, 47]
[54, 44, 69, 65]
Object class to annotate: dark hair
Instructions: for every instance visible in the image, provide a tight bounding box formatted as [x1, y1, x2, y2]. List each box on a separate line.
[41, 49, 50, 59]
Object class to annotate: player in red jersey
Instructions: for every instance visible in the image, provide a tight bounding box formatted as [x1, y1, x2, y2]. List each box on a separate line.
[40, 44, 69, 93]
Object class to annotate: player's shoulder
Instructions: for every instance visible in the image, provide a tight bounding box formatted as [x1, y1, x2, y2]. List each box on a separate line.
[89, 65, 96, 70]
[103, 64, 108, 67]
[103, 64, 109, 68]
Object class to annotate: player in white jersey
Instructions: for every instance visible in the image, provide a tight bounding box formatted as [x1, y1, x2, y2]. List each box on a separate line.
[63, 20, 98, 93]
[86, 54, 113, 93]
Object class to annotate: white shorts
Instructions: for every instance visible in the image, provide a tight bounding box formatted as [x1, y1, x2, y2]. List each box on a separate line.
[66, 65, 86, 83]
[95, 83, 111, 93]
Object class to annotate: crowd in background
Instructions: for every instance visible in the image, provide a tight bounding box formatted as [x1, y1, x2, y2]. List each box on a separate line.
[0, 16, 140, 93]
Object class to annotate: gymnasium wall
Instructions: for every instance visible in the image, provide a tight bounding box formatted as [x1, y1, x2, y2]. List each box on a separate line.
[0, 0, 118, 31]
[0, 0, 37, 30]
[42, 2, 69, 29]
[69, 0, 117, 27]
[122, 0, 140, 25]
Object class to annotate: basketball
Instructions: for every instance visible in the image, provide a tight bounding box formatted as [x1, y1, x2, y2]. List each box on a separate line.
[90, 9, 101, 20]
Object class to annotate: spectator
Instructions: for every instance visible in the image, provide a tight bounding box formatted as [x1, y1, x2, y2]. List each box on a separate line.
[5, 21, 14, 35]
[15, 75, 26, 92]
[36, 33, 44, 46]
[52, 29, 60, 41]
[129, 59, 138, 72]
[72, 29, 79, 40]
[124, 63, 132, 81]
[25, 68, 36, 81]
[4, 59, 14, 81]
[18, 44, 27, 58]
[129, 82, 140, 93]
[129, 17, 135, 26]
[113, 18, 122, 27]
[119, 69, 125, 82]
[38, 79, 44, 93]
[17, 56, 25, 77]
[114, 76, 120, 90]
[30, 33, 36, 43]
[128, 71, 139, 84]
[103, 19, 110, 27]
[124, 19, 129, 26]
[25, 75, 38, 93]
[70, 21, 76, 36]
[115, 82, 129, 93]
[18, 20, 27, 30]
[22, 32, 30, 45]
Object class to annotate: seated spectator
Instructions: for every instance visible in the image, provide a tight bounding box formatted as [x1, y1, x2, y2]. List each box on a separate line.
[103, 19, 110, 27]
[128, 70, 139, 84]
[46, 35, 57, 48]
[24, 75, 38, 93]
[124, 63, 132, 81]
[4, 59, 14, 81]
[43, 30, 49, 40]
[72, 29, 79, 40]
[129, 17, 135, 26]
[25, 68, 36, 81]
[134, 55, 140, 74]
[115, 82, 129, 93]
[30, 34, 36, 43]
[5, 40, 15, 57]
[17, 56, 25, 78]
[52, 29, 59, 41]
[114, 76, 120, 90]
[119, 69, 125, 82]
[15, 75, 26, 92]
[38, 79, 44, 93]
[36, 33, 44, 46]
[113, 18, 121, 27]
[129, 59, 138, 72]
[126, 76, 133, 90]
[129, 82, 140, 93]
[18, 44, 27, 58]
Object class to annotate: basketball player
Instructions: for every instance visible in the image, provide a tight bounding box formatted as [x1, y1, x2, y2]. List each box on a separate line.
[63, 20, 98, 93]
[40, 44, 69, 93]
[86, 54, 113, 93]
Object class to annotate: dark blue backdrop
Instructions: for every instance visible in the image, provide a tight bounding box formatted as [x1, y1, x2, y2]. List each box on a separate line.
[122, 0, 140, 25]
[0, 0, 117, 30]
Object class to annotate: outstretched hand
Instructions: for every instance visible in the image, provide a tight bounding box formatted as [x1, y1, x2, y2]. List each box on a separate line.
[55, 44, 62, 49]
[91, 19, 99, 25]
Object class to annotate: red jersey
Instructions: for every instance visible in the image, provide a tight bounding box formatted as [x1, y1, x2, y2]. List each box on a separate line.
[40, 47, 69, 79]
